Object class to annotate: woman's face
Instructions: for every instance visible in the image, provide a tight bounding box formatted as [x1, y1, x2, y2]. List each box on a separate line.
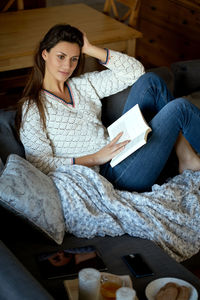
[42, 41, 80, 82]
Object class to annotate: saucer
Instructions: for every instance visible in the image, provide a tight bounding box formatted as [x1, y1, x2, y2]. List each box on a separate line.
[145, 277, 198, 300]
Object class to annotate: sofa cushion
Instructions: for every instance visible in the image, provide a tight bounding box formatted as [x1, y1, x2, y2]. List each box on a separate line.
[0, 109, 25, 164]
[0, 158, 4, 172]
[171, 59, 200, 97]
[101, 87, 131, 127]
[0, 154, 65, 244]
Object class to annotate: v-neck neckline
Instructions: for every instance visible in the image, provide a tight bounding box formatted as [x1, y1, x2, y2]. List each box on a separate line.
[42, 82, 74, 107]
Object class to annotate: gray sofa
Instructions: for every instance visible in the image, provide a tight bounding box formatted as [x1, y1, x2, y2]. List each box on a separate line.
[1, 59, 200, 299]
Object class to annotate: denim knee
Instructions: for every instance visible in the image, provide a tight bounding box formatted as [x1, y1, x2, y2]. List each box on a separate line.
[160, 98, 193, 130]
[165, 97, 191, 112]
[138, 72, 166, 86]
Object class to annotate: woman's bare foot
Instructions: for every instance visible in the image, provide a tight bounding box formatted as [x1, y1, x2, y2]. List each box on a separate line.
[175, 133, 200, 174]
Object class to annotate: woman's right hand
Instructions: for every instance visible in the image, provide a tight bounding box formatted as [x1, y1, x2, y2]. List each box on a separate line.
[93, 132, 130, 165]
[75, 132, 130, 167]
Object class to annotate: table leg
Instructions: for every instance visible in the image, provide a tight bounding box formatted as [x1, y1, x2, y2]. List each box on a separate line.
[127, 39, 136, 57]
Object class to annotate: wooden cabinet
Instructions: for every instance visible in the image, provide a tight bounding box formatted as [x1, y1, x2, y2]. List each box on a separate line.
[136, 0, 200, 67]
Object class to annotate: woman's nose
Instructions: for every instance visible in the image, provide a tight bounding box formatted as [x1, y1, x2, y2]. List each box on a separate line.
[64, 59, 71, 70]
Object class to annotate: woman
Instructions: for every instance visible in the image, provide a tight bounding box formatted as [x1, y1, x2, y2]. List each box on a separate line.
[17, 24, 200, 192]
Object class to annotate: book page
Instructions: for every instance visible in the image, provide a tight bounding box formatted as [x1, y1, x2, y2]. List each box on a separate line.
[110, 132, 146, 167]
[107, 104, 151, 167]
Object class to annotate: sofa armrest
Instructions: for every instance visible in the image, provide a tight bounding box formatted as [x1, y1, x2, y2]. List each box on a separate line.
[0, 241, 54, 300]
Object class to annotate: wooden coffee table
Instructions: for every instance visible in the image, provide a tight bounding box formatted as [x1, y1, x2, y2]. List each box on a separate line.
[0, 3, 142, 72]
[61, 234, 200, 300]
[3, 228, 200, 300]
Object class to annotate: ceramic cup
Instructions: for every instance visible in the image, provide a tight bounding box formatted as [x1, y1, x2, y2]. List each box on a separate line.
[78, 268, 101, 300]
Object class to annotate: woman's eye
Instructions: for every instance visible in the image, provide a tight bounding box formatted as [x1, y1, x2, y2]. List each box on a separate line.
[72, 57, 78, 62]
[58, 55, 65, 60]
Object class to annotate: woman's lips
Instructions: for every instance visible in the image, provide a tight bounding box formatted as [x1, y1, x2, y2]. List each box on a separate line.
[59, 71, 70, 76]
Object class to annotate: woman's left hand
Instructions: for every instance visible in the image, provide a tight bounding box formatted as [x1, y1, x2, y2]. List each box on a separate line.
[81, 31, 107, 62]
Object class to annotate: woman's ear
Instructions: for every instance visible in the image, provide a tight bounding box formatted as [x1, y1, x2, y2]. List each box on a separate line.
[42, 49, 48, 61]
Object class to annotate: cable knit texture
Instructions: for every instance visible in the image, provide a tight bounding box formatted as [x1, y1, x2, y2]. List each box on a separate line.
[20, 50, 145, 174]
[50, 164, 200, 262]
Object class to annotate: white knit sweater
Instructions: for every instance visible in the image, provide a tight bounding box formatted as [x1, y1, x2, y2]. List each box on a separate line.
[20, 50, 145, 174]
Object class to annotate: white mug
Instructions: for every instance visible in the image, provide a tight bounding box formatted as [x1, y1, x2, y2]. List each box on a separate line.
[78, 268, 101, 300]
[116, 287, 136, 300]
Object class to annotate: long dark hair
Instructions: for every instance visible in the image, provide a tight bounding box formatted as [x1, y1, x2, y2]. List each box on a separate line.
[16, 24, 84, 133]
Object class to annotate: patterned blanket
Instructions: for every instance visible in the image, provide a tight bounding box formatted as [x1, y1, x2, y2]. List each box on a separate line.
[50, 165, 200, 262]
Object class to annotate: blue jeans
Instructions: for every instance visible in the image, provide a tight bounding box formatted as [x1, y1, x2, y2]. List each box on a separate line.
[100, 72, 200, 192]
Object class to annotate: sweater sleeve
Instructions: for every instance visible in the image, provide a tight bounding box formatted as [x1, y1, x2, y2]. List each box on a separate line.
[84, 49, 145, 99]
[20, 103, 74, 174]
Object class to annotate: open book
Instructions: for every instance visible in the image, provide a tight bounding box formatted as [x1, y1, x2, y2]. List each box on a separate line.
[107, 104, 152, 167]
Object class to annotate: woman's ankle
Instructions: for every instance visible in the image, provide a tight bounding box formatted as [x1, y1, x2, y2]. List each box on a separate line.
[179, 154, 200, 173]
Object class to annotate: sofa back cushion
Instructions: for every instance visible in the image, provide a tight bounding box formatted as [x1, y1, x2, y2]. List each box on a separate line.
[0, 109, 25, 163]
[101, 87, 131, 127]
[171, 59, 200, 97]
